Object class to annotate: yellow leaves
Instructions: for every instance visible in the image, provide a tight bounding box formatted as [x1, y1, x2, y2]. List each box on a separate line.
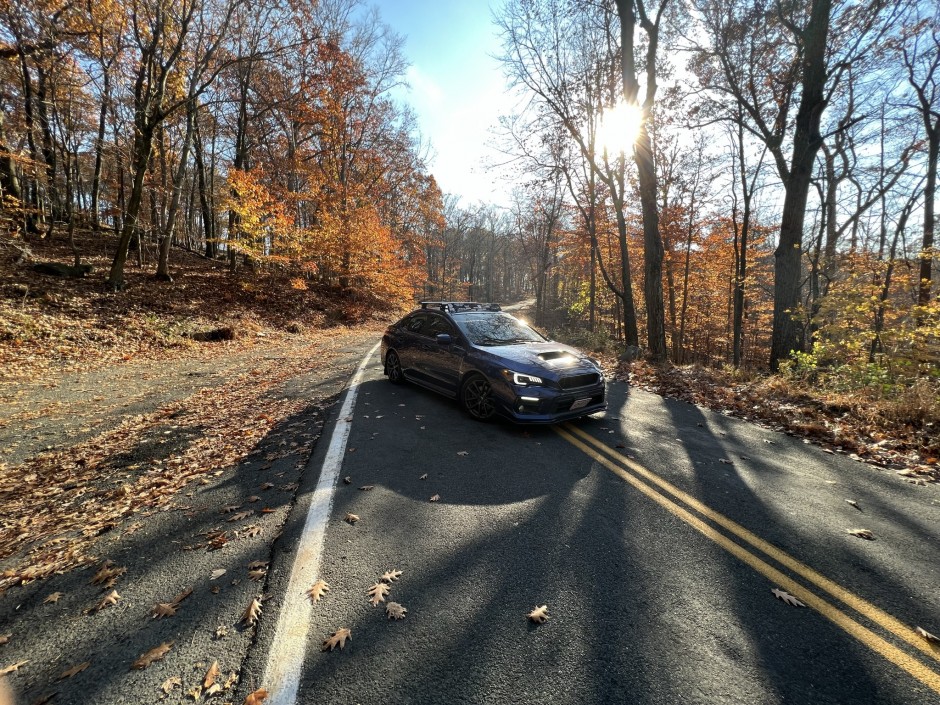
[131, 642, 173, 670]
[322, 627, 352, 652]
[307, 579, 329, 603]
[366, 582, 390, 607]
[241, 597, 263, 627]
[527, 605, 550, 623]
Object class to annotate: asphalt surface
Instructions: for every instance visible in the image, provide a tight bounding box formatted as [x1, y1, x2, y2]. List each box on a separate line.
[243, 348, 940, 705]
[3, 337, 939, 705]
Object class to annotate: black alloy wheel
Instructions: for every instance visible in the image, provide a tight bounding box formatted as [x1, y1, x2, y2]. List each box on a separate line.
[386, 350, 404, 384]
[460, 374, 495, 421]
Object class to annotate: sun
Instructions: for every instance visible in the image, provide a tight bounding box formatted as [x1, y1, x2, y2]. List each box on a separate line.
[596, 101, 644, 158]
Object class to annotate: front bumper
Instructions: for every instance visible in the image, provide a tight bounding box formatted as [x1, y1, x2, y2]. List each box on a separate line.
[497, 384, 607, 424]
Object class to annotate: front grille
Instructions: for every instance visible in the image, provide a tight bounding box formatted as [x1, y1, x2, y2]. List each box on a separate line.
[559, 373, 600, 389]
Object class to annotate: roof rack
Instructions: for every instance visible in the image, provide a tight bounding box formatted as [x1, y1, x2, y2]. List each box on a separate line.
[419, 301, 501, 313]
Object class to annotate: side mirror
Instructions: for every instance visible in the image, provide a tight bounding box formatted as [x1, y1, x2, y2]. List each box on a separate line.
[436, 333, 453, 346]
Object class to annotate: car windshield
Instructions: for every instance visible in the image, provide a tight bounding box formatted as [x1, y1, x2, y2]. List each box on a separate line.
[455, 313, 547, 345]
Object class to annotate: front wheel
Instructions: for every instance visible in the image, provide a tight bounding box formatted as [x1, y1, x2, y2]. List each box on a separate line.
[385, 350, 404, 384]
[460, 374, 495, 421]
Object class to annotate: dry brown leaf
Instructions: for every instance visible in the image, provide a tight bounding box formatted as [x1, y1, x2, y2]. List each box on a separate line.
[343, 476, 351, 484]
[246, 495, 261, 503]
[307, 579, 329, 603]
[322, 627, 352, 651]
[240, 525, 262, 538]
[771, 588, 806, 607]
[241, 597, 263, 626]
[58, 661, 90, 679]
[380, 570, 402, 583]
[847, 529, 875, 540]
[151, 602, 177, 619]
[916, 626, 940, 644]
[186, 685, 202, 701]
[0, 660, 28, 677]
[260, 482, 274, 490]
[95, 590, 121, 612]
[28, 693, 55, 705]
[220, 505, 241, 514]
[456, 451, 469, 456]
[228, 510, 254, 522]
[419, 474, 428, 480]
[161, 676, 182, 694]
[429, 494, 440, 502]
[358, 485, 374, 491]
[367, 582, 390, 606]
[248, 568, 266, 581]
[247, 560, 269, 570]
[845, 499, 861, 510]
[385, 602, 407, 620]
[43, 592, 63, 604]
[131, 642, 173, 669]
[244, 687, 268, 704]
[344, 513, 359, 525]
[528, 605, 550, 623]
[171, 587, 193, 605]
[0, 634, 10, 646]
[203, 660, 220, 689]
[91, 561, 126, 586]
[210, 569, 226, 580]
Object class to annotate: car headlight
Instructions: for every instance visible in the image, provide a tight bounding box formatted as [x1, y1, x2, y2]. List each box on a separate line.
[502, 369, 543, 386]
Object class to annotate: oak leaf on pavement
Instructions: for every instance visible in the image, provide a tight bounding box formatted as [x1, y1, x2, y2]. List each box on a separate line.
[131, 642, 173, 669]
[367, 583, 390, 606]
[528, 605, 549, 623]
[771, 588, 806, 607]
[307, 579, 329, 603]
[322, 628, 352, 651]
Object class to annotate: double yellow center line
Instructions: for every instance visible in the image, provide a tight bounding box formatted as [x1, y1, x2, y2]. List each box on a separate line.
[555, 423, 940, 695]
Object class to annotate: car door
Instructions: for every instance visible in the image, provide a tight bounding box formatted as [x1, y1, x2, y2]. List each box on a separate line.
[423, 314, 464, 395]
[396, 313, 433, 382]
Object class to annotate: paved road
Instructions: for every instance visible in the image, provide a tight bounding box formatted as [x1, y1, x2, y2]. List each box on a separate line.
[2, 339, 939, 705]
[243, 347, 940, 705]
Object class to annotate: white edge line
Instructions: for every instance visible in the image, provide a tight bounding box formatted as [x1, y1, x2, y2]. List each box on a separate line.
[261, 342, 380, 705]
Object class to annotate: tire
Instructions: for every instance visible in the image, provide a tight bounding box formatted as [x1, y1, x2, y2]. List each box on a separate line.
[385, 350, 405, 384]
[460, 374, 495, 421]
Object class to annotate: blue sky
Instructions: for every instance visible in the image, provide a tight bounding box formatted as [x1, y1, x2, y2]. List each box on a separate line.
[376, 0, 514, 206]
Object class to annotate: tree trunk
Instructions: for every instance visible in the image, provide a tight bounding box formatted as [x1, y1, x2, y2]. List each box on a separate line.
[91, 71, 110, 231]
[770, 0, 833, 369]
[156, 100, 196, 281]
[106, 128, 154, 290]
[918, 128, 937, 313]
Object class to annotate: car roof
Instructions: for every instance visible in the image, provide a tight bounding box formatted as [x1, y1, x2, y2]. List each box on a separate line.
[417, 301, 502, 314]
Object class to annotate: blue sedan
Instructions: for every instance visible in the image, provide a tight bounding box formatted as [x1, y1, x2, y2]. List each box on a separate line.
[380, 302, 607, 423]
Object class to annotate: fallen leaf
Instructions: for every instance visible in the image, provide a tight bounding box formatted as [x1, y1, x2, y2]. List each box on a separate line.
[131, 642, 173, 669]
[91, 561, 126, 586]
[244, 688, 268, 704]
[151, 603, 177, 619]
[385, 602, 407, 620]
[367, 582, 390, 606]
[248, 568, 266, 581]
[247, 561, 269, 570]
[358, 485, 374, 491]
[171, 587, 193, 605]
[95, 590, 121, 612]
[848, 529, 875, 540]
[241, 525, 262, 538]
[456, 451, 469, 456]
[241, 597, 263, 626]
[210, 569, 226, 580]
[718, 458, 733, 465]
[246, 495, 261, 503]
[916, 626, 939, 644]
[213, 625, 228, 640]
[322, 628, 352, 651]
[343, 476, 351, 484]
[845, 500, 861, 510]
[28, 693, 55, 705]
[0, 660, 28, 677]
[307, 579, 329, 603]
[419, 474, 428, 480]
[161, 676, 182, 694]
[228, 510, 254, 522]
[771, 588, 806, 607]
[220, 505, 241, 514]
[203, 661, 220, 689]
[260, 482, 274, 491]
[186, 685, 202, 701]
[0, 634, 10, 646]
[528, 605, 550, 623]
[380, 569, 402, 583]
[58, 661, 90, 679]
[344, 513, 359, 525]
[429, 494, 440, 502]
[43, 592, 63, 604]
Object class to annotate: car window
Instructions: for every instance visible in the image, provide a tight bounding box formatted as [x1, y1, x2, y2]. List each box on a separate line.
[453, 313, 547, 345]
[403, 313, 430, 334]
[426, 316, 456, 337]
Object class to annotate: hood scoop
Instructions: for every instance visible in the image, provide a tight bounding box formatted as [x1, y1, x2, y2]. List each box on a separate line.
[538, 350, 579, 366]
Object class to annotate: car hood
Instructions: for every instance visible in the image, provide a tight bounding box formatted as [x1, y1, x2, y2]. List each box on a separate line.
[476, 341, 600, 377]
